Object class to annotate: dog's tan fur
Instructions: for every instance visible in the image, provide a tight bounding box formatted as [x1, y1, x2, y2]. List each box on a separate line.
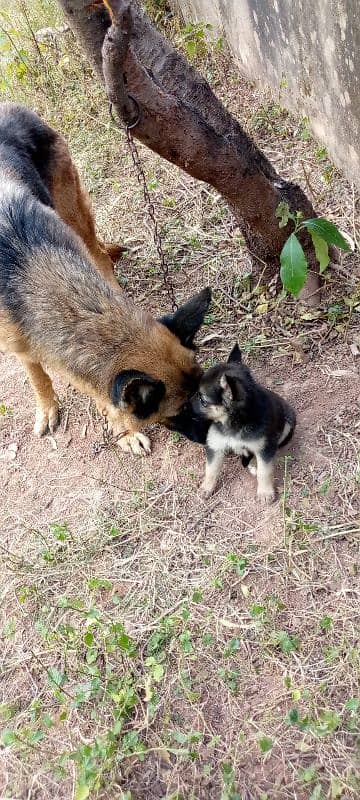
[48, 134, 124, 287]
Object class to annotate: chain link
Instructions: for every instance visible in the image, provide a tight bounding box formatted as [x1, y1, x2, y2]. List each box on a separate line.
[109, 102, 178, 311]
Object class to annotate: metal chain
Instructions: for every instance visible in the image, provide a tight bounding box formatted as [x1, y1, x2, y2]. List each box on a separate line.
[125, 127, 178, 311]
[109, 102, 178, 311]
[93, 409, 111, 454]
[101, 411, 110, 446]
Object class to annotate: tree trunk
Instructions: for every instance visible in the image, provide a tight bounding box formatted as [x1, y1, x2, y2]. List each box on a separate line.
[58, 0, 320, 298]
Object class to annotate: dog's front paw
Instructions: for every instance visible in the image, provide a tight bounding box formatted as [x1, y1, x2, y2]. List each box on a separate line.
[257, 485, 276, 505]
[33, 399, 59, 437]
[116, 431, 151, 456]
[248, 461, 257, 476]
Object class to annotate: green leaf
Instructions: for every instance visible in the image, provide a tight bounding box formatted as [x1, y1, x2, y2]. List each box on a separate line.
[152, 664, 165, 682]
[258, 735, 273, 753]
[311, 709, 340, 737]
[29, 730, 45, 745]
[249, 604, 266, 618]
[309, 785, 323, 800]
[179, 630, 193, 654]
[273, 630, 300, 653]
[224, 638, 241, 658]
[0, 703, 17, 722]
[117, 633, 135, 654]
[319, 615, 333, 631]
[1, 729, 17, 746]
[87, 577, 112, 591]
[172, 730, 188, 744]
[186, 40, 196, 58]
[74, 785, 90, 800]
[276, 201, 293, 228]
[304, 218, 351, 251]
[86, 648, 98, 665]
[345, 697, 359, 713]
[47, 667, 66, 688]
[202, 632, 213, 646]
[288, 708, 300, 724]
[42, 713, 54, 729]
[299, 765, 317, 783]
[49, 522, 69, 541]
[331, 776, 345, 799]
[227, 554, 248, 577]
[280, 233, 308, 295]
[222, 761, 234, 780]
[310, 231, 330, 274]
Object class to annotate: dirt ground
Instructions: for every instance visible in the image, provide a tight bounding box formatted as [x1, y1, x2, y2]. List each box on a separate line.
[0, 4, 360, 800]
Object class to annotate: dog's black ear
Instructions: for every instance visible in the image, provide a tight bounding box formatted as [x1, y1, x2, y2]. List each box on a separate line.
[220, 372, 244, 404]
[227, 343, 242, 363]
[159, 287, 211, 348]
[111, 370, 165, 419]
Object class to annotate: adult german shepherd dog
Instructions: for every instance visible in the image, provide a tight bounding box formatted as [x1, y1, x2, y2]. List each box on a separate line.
[0, 104, 211, 454]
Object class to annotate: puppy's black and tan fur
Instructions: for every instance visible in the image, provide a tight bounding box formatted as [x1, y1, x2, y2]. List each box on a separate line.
[171, 344, 296, 501]
[0, 103, 211, 452]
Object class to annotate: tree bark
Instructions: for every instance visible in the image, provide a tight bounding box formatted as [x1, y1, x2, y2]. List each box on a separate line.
[59, 0, 320, 297]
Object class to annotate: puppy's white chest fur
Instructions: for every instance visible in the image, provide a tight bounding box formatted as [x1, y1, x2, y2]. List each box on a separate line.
[207, 424, 264, 456]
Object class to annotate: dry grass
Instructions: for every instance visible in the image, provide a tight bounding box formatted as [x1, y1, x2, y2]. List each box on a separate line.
[0, 2, 360, 800]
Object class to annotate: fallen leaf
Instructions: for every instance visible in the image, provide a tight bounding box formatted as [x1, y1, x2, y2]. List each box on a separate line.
[220, 618, 241, 629]
[80, 423, 88, 438]
[0, 443, 18, 462]
[256, 302, 268, 314]
[200, 332, 223, 344]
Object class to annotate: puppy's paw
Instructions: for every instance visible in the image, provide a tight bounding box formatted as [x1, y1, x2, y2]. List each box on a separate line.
[33, 399, 59, 437]
[257, 486, 276, 505]
[248, 461, 257, 476]
[116, 431, 151, 456]
[199, 480, 215, 499]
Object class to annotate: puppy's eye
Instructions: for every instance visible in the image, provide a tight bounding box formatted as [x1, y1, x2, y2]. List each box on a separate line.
[199, 395, 209, 407]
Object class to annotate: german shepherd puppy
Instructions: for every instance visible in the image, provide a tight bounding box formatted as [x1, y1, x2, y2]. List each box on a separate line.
[0, 103, 211, 454]
[170, 344, 296, 501]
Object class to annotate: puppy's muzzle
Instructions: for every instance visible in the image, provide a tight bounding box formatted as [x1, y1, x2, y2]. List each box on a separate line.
[167, 399, 210, 444]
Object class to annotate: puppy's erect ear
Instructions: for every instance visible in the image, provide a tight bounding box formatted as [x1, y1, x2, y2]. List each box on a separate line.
[227, 343, 242, 363]
[111, 370, 165, 419]
[220, 372, 244, 405]
[159, 287, 211, 348]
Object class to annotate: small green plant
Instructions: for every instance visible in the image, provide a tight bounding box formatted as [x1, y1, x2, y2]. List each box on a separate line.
[276, 202, 352, 295]
[299, 115, 310, 140]
[258, 735, 273, 754]
[226, 553, 249, 577]
[269, 629, 300, 654]
[218, 668, 240, 694]
[315, 146, 328, 162]
[221, 761, 241, 800]
[178, 22, 213, 60]
[319, 615, 333, 632]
